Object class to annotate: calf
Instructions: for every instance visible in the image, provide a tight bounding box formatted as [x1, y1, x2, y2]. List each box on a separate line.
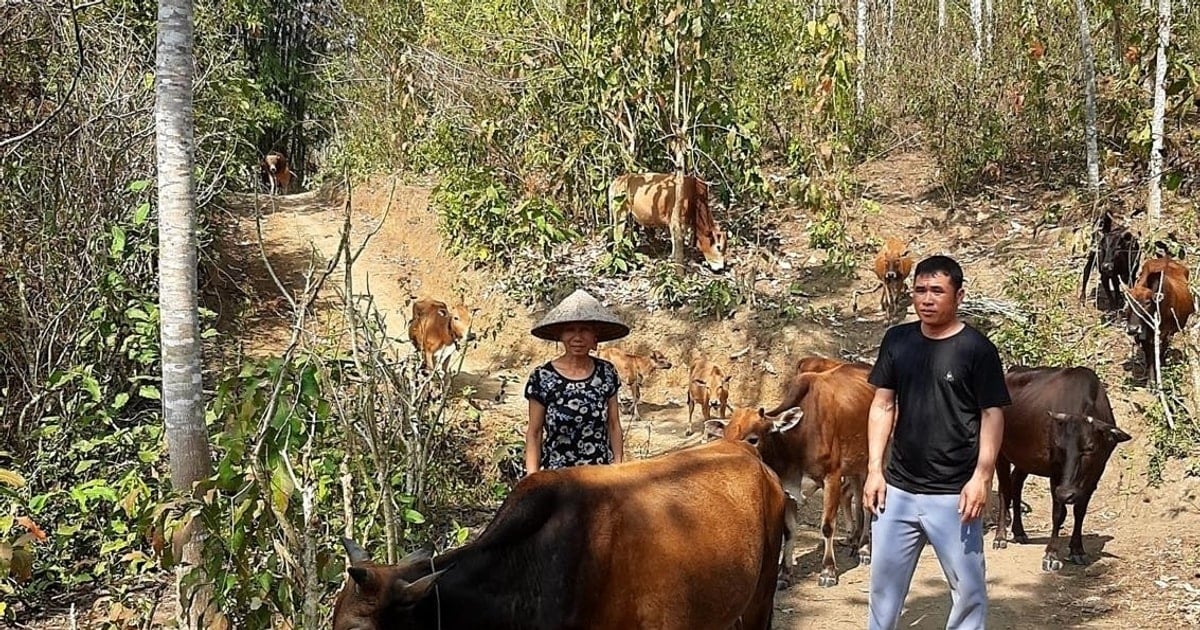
[408, 298, 476, 370]
[609, 173, 728, 272]
[333, 439, 786, 630]
[1080, 212, 1140, 311]
[1123, 256, 1194, 381]
[261, 150, 292, 195]
[687, 357, 732, 436]
[711, 366, 874, 588]
[853, 239, 913, 321]
[594, 346, 673, 421]
[992, 366, 1133, 571]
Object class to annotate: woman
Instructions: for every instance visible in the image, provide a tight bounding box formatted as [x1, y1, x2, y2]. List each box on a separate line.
[524, 289, 628, 475]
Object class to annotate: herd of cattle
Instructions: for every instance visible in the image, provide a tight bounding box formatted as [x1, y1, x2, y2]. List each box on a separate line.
[326, 175, 1197, 628]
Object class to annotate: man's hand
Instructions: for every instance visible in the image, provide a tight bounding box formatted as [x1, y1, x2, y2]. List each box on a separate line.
[958, 473, 990, 523]
[864, 470, 887, 515]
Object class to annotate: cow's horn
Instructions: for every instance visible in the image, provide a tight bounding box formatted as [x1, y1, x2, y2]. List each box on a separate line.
[343, 538, 371, 564]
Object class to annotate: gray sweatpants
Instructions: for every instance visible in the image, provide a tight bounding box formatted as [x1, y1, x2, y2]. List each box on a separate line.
[867, 484, 987, 630]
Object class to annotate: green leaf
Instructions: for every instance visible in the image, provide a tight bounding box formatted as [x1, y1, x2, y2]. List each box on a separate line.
[404, 508, 426, 524]
[82, 375, 102, 403]
[133, 202, 151, 225]
[112, 392, 130, 410]
[139, 385, 160, 400]
[110, 226, 127, 257]
[128, 179, 152, 193]
[73, 460, 99, 474]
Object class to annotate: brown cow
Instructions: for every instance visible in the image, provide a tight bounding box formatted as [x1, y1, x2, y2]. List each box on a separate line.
[332, 439, 786, 630]
[408, 299, 475, 370]
[261, 150, 292, 195]
[687, 356, 732, 437]
[594, 346, 673, 421]
[853, 238, 913, 321]
[608, 172, 728, 272]
[1124, 256, 1194, 381]
[992, 366, 1133, 571]
[709, 367, 874, 588]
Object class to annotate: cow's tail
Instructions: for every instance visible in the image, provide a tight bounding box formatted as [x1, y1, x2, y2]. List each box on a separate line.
[1080, 247, 1096, 305]
[763, 372, 814, 418]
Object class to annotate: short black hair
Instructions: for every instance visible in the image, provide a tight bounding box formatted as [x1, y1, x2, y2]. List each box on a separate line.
[914, 255, 964, 291]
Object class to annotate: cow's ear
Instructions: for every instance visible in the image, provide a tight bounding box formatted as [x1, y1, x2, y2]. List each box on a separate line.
[772, 407, 803, 433]
[1099, 212, 1113, 232]
[393, 568, 448, 607]
[342, 538, 371, 564]
[1109, 426, 1133, 443]
[348, 566, 375, 591]
[757, 407, 767, 419]
[438, 308, 448, 318]
[704, 419, 727, 438]
[723, 375, 733, 384]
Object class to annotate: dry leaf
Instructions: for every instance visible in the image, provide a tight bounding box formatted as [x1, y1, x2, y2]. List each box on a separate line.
[16, 516, 47, 542]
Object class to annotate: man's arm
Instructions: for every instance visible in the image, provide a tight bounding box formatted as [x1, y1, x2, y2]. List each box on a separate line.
[958, 406, 1004, 521]
[863, 387, 897, 514]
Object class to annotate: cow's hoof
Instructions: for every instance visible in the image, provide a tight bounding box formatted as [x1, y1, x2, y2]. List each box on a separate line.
[993, 539, 1007, 550]
[1013, 534, 1030, 544]
[1042, 555, 1063, 572]
[859, 550, 871, 566]
[818, 572, 838, 588]
[1067, 553, 1089, 565]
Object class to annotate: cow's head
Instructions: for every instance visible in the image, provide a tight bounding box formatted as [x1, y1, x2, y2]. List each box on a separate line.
[882, 248, 912, 283]
[1098, 229, 1137, 275]
[1045, 411, 1132, 504]
[1124, 278, 1161, 340]
[708, 407, 802, 446]
[264, 152, 286, 175]
[696, 227, 727, 272]
[447, 304, 477, 344]
[333, 539, 449, 630]
[648, 350, 673, 371]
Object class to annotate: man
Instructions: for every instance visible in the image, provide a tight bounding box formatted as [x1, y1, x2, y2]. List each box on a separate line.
[863, 255, 1009, 629]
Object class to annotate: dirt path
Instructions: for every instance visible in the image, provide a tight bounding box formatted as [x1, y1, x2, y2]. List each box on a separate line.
[230, 155, 1200, 629]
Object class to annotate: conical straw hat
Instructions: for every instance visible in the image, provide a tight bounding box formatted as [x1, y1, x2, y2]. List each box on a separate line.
[531, 289, 630, 342]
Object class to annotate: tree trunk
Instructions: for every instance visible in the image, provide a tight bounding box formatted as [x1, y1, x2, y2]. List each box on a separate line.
[156, 0, 217, 627]
[972, 0, 984, 70]
[1148, 0, 1172, 223]
[1077, 0, 1101, 196]
[670, 7, 687, 268]
[856, 0, 868, 114]
[885, 0, 896, 69]
[985, 0, 995, 59]
[938, 0, 946, 36]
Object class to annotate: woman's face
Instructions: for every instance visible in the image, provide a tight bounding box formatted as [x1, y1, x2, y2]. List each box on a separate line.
[558, 323, 598, 356]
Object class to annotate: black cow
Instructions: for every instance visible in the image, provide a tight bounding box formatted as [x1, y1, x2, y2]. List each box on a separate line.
[1080, 212, 1140, 312]
[992, 366, 1132, 572]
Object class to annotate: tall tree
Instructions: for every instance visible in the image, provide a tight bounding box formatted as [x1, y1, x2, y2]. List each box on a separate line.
[972, 0, 984, 69]
[1147, 0, 1172, 221]
[856, 0, 868, 113]
[1077, 0, 1101, 196]
[156, 0, 216, 626]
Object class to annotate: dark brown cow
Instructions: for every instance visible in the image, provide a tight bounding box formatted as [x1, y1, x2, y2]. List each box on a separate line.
[1123, 256, 1194, 381]
[709, 367, 874, 588]
[408, 299, 475, 370]
[992, 366, 1133, 571]
[261, 150, 292, 195]
[1080, 211, 1140, 312]
[608, 172, 728, 272]
[594, 346, 673, 421]
[332, 439, 786, 630]
[687, 356, 732, 437]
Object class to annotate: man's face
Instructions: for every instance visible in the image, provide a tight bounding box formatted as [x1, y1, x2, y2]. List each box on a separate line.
[912, 272, 963, 326]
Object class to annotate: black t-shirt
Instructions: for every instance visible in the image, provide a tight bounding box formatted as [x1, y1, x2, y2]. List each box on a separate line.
[868, 321, 1012, 494]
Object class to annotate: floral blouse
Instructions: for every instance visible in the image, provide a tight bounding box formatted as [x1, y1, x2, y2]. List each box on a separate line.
[524, 358, 621, 470]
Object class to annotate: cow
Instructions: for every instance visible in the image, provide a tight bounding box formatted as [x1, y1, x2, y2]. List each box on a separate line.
[594, 346, 672, 421]
[853, 238, 913, 321]
[1080, 212, 1140, 312]
[1123, 256, 1194, 382]
[261, 150, 292, 195]
[709, 366, 874, 588]
[686, 356, 732, 437]
[332, 439, 786, 630]
[407, 299, 476, 371]
[608, 172, 728, 272]
[991, 366, 1133, 572]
